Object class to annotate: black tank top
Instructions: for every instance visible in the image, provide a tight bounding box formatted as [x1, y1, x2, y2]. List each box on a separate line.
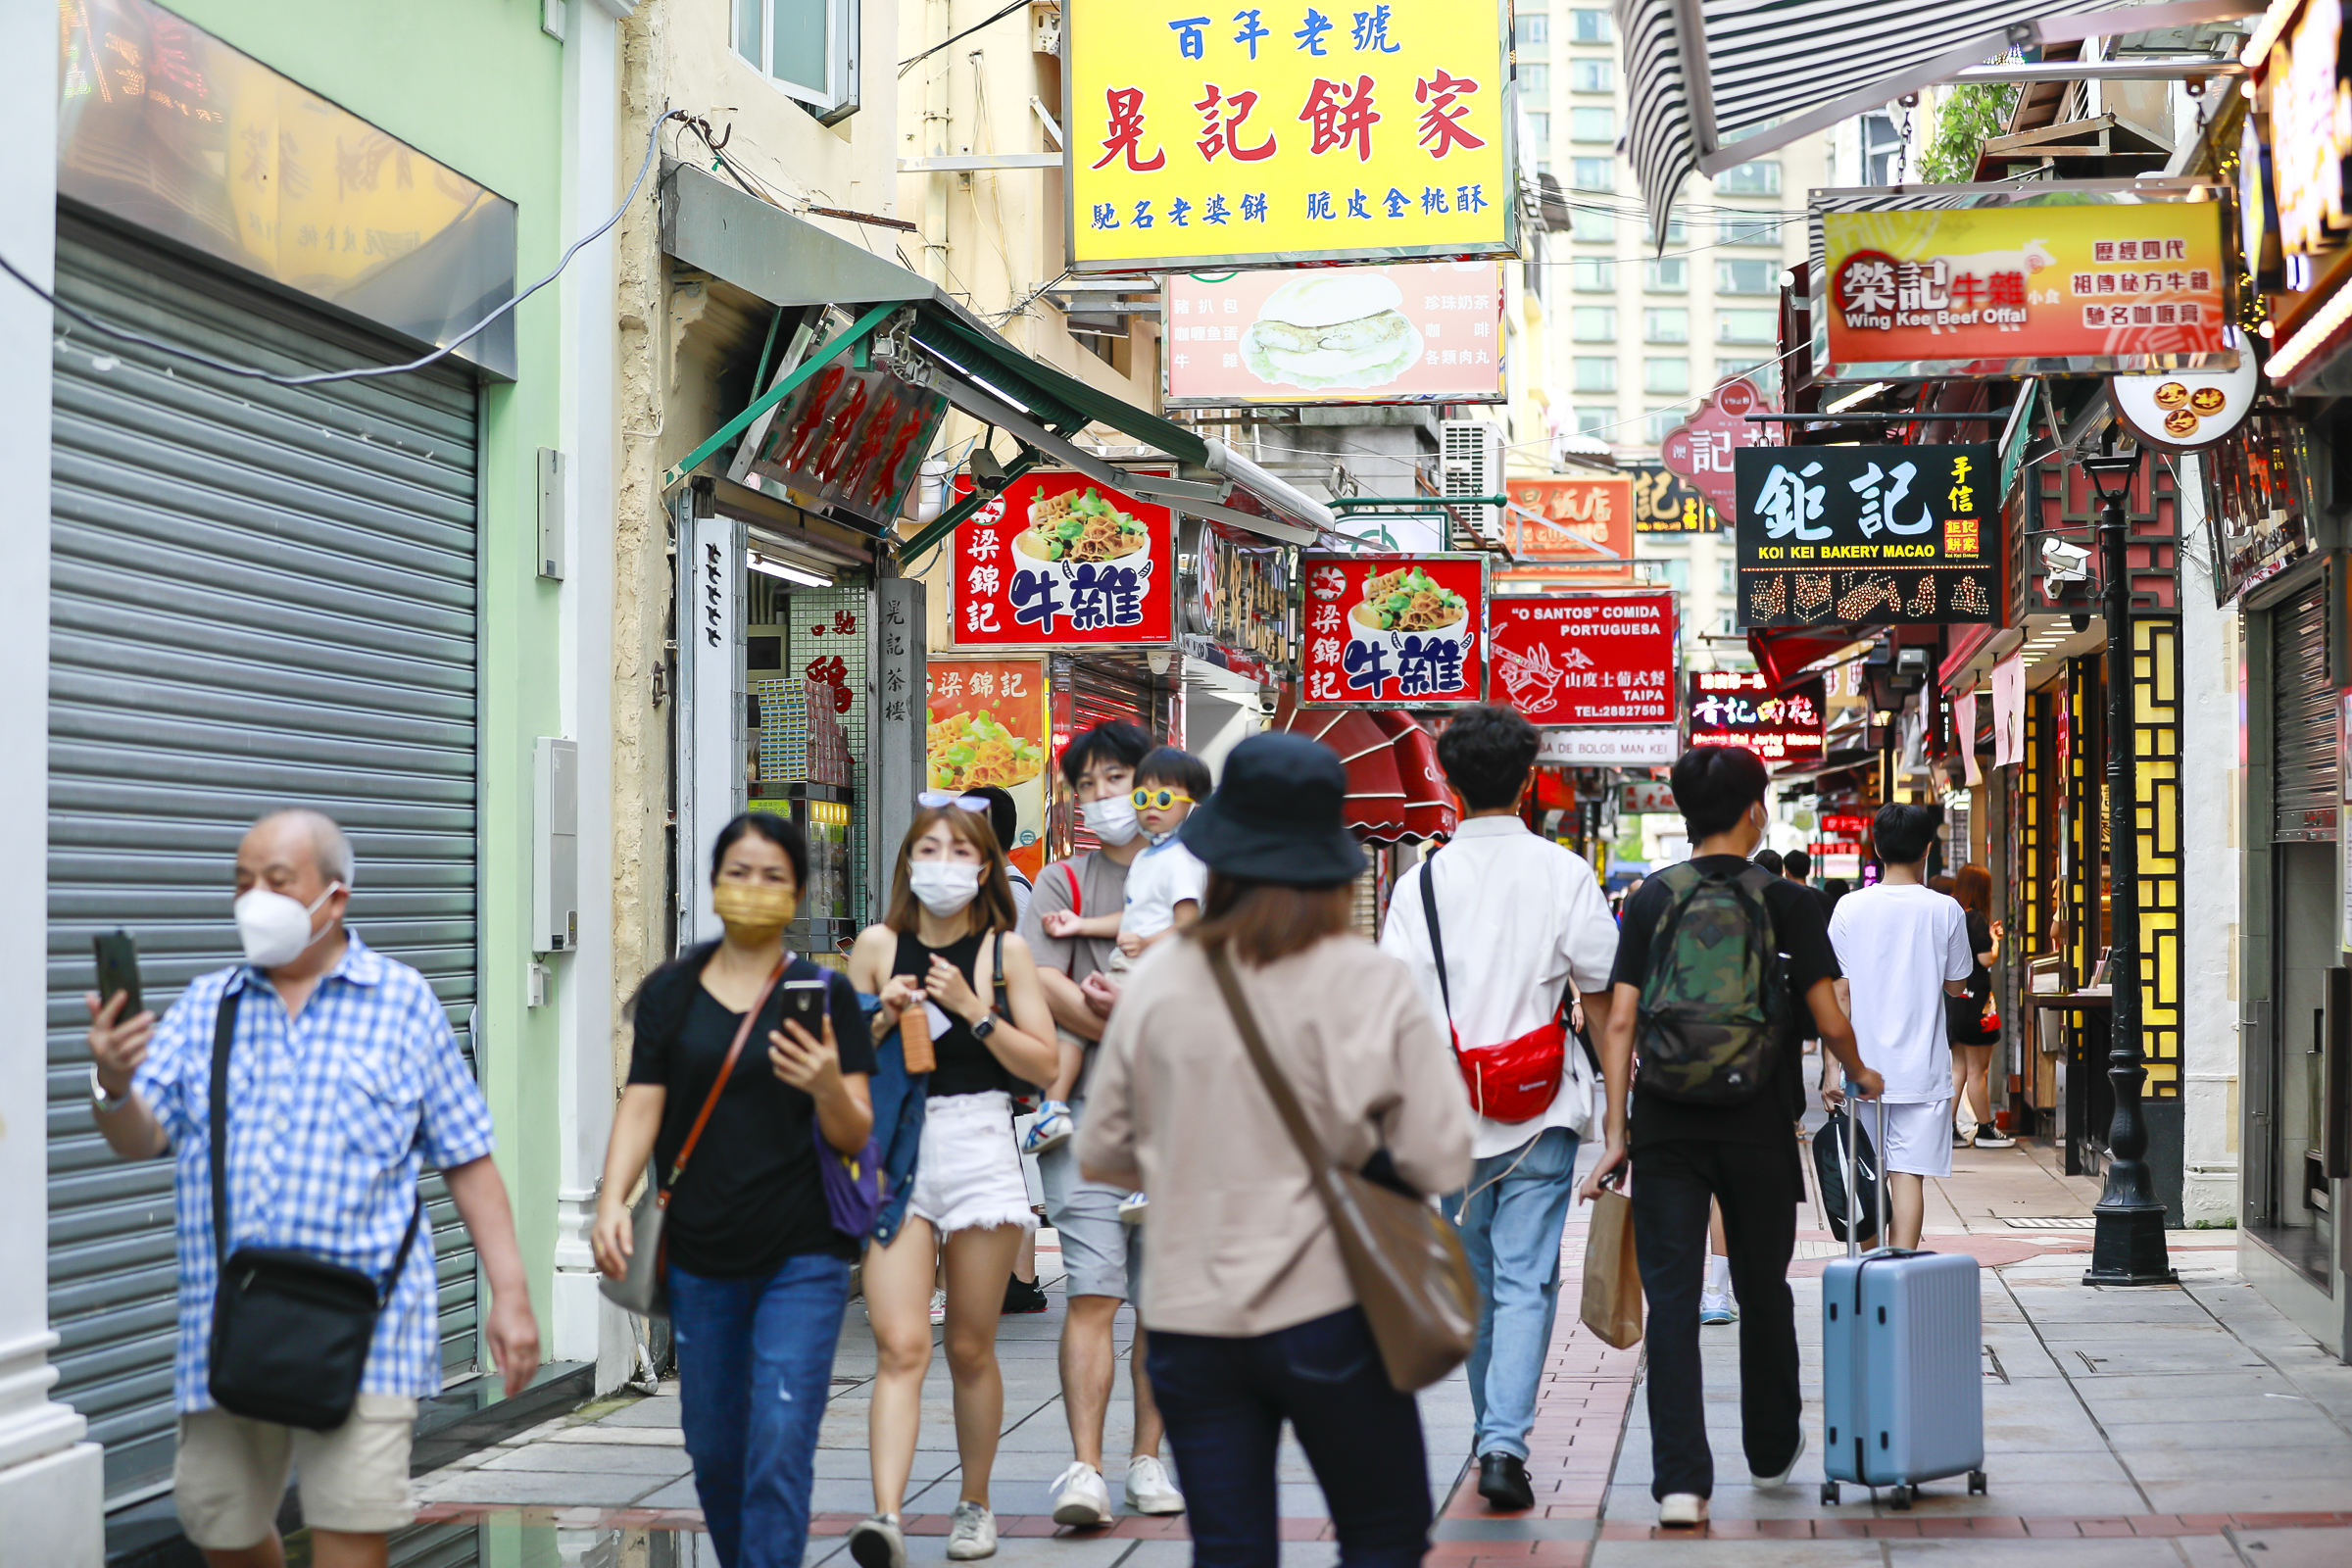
[893, 927, 1016, 1098]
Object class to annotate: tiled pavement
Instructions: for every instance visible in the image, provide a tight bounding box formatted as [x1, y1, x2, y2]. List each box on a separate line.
[405, 1135, 2352, 1568]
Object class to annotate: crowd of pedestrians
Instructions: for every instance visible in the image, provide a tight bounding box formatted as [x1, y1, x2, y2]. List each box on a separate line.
[82, 710, 2011, 1566]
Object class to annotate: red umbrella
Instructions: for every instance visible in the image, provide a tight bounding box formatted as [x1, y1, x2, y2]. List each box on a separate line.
[1273, 694, 1454, 844]
[1369, 710, 1457, 842]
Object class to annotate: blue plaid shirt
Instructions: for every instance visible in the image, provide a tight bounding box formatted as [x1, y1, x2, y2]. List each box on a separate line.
[132, 934, 496, 1412]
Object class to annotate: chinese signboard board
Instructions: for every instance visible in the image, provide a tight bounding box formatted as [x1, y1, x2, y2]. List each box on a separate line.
[1689, 670, 1825, 763]
[1502, 474, 1634, 582]
[1299, 552, 1487, 706]
[1818, 195, 2231, 377]
[953, 471, 1176, 647]
[1487, 591, 1676, 728]
[2269, 0, 2348, 258]
[741, 364, 949, 529]
[928, 658, 1052, 876]
[1620, 778, 1678, 814]
[1630, 463, 1723, 533]
[1659, 379, 1772, 523]
[1734, 444, 2000, 627]
[1187, 518, 1294, 678]
[1064, 0, 1514, 270]
[2204, 413, 2318, 604]
[1164, 262, 1505, 404]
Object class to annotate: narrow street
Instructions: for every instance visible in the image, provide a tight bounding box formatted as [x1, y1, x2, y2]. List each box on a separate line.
[390, 1131, 2350, 1567]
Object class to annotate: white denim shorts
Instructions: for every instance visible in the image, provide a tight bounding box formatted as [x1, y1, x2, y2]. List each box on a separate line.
[1880, 1097, 1956, 1179]
[906, 1090, 1039, 1236]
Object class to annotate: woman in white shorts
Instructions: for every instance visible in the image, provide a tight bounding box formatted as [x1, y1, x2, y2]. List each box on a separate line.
[847, 798, 1058, 1567]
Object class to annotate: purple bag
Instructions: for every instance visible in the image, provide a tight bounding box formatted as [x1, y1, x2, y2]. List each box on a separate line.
[815, 1126, 887, 1238]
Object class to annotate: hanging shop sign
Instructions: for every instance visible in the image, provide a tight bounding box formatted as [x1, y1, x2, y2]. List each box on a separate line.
[927, 657, 1052, 877]
[2269, 0, 2351, 258]
[1187, 517, 1294, 677]
[742, 363, 950, 529]
[1689, 670, 1825, 763]
[1486, 591, 1676, 728]
[1659, 379, 1772, 524]
[1501, 474, 1634, 581]
[1733, 443, 2000, 627]
[2204, 411, 2321, 604]
[1815, 189, 2231, 379]
[1164, 262, 1506, 404]
[1327, 511, 1450, 553]
[1630, 463, 1723, 534]
[1299, 552, 1488, 707]
[2108, 335, 2261, 453]
[1620, 778, 1678, 814]
[1063, 0, 1514, 272]
[952, 471, 1176, 647]
[1536, 727, 1679, 765]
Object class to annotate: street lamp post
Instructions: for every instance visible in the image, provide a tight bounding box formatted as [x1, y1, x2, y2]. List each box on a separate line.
[2078, 452, 2178, 1288]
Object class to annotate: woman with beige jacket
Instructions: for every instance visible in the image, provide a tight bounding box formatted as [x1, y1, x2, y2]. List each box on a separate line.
[1078, 732, 1474, 1568]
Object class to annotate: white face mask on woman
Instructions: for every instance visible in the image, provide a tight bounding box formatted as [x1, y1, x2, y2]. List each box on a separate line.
[234, 883, 341, 969]
[1081, 794, 1141, 845]
[908, 861, 982, 916]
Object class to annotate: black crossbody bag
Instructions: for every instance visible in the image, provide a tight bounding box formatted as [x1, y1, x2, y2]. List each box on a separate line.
[207, 988, 423, 1431]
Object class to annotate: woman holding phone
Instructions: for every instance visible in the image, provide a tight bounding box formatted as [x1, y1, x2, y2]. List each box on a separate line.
[592, 812, 874, 1568]
[844, 798, 1059, 1568]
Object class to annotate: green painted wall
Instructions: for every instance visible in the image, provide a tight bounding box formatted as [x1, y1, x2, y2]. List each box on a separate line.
[167, 0, 570, 1354]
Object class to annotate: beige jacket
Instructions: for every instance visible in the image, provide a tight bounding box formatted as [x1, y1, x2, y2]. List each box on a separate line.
[1077, 933, 1475, 1337]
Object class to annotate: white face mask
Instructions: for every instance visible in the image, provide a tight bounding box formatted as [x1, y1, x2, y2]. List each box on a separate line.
[1082, 793, 1141, 845]
[908, 861, 982, 917]
[235, 882, 341, 969]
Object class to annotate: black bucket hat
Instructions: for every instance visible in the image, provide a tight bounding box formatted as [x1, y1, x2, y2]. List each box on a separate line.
[1179, 732, 1366, 886]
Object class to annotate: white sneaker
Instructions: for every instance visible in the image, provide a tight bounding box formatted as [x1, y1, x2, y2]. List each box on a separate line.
[1118, 1191, 1149, 1224]
[1658, 1493, 1708, 1528]
[1750, 1427, 1804, 1491]
[847, 1513, 906, 1568]
[928, 1287, 948, 1325]
[1049, 1460, 1113, 1527]
[1022, 1102, 1074, 1155]
[946, 1500, 997, 1560]
[1123, 1453, 1186, 1515]
[1699, 1293, 1737, 1326]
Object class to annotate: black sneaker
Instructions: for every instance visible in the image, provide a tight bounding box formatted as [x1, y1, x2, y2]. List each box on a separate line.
[1477, 1452, 1535, 1512]
[1003, 1273, 1050, 1314]
[1974, 1131, 2017, 1149]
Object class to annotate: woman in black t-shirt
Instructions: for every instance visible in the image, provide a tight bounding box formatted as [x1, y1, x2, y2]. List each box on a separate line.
[845, 801, 1059, 1567]
[591, 813, 875, 1568]
[1946, 864, 2009, 1148]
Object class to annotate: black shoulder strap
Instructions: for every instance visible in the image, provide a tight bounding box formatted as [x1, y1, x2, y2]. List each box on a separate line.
[1417, 852, 1452, 1021]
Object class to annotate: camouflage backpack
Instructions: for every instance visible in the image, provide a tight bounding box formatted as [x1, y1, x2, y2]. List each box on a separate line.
[1633, 860, 1788, 1104]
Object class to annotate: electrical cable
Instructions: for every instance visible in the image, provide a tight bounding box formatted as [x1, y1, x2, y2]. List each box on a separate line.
[899, 0, 1029, 76]
[3, 106, 685, 388]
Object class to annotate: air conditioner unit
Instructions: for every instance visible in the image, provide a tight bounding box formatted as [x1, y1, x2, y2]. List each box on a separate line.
[1439, 418, 1504, 547]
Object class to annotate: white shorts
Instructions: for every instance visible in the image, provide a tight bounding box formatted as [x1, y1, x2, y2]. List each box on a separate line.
[906, 1090, 1039, 1236]
[175, 1394, 416, 1548]
[1879, 1098, 1955, 1179]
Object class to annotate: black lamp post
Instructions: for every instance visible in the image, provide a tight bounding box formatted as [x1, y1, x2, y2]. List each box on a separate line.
[2078, 451, 2178, 1287]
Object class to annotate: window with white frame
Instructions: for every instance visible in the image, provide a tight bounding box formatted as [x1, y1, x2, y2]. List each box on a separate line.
[1716, 259, 1780, 295]
[1521, 63, 1550, 95]
[736, 0, 860, 121]
[1527, 110, 1551, 144]
[1570, 157, 1613, 192]
[1642, 557, 1690, 591]
[1717, 309, 1777, 344]
[1572, 307, 1617, 342]
[1715, 161, 1782, 195]
[1520, 13, 1550, 47]
[1644, 357, 1690, 394]
[1644, 307, 1689, 343]
[1575, 407, 1616, 435]
[1717, 212, 1779, 247]
[1569, 206, 1614, 242]
[1574, 356, 1618, 392]
[1570, 8, 1610, 41]
[1570, 107, 1614, 143]
[1571, 258, 1613, 292]
[1572, 57, 1612, 93]
[1644, 211, 1687, 247]
[1645, 407, 1685, 442]
[1717, 356, 1767, 380]
[1644, 257, 1687, 292]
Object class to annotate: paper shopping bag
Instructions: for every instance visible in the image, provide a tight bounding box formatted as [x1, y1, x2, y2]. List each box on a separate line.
[1578, 1186, 1643, 1350]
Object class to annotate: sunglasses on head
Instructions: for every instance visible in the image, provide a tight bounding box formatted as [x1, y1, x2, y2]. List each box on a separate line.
[918, 791, 991, 813]
[1132, 788, 1194, 810]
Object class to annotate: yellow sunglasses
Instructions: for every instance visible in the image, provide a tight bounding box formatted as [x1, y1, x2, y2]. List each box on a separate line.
[1132, 787, 1195, 809]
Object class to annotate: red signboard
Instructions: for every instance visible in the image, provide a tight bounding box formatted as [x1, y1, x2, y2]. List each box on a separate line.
[1821, 811, 1872, 837]
[1502, 474, 1635, 582]
[952, 471, 1174, 647]
[1487, 591, 1677, 728]
[1688, 668, 1825, 762]
[1300, 553, 1487, 708]
[742, 365, 948, 529]
[1660, 378, 1774, 524]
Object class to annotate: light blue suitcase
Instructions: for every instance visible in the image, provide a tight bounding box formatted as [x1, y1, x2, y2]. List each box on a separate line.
[1818, 1099, 1986, 1508]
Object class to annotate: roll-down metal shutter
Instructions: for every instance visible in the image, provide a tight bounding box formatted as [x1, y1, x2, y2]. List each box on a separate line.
[46, 224, 482, 1500]
[2272, 577, 2334, 843]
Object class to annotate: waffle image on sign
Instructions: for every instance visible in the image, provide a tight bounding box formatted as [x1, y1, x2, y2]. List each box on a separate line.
[1353, 566, 1467, 632]
[1019, 488, 1149, 564]
[1793, 574, 1834, 620]
[1749, 574, 1787, 619]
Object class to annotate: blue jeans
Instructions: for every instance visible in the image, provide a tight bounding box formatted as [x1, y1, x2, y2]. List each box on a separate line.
[1449, 1127, 1581, 1461]
[1146, 1306, 1431, 1568]
[668, 1253, 853, 1568]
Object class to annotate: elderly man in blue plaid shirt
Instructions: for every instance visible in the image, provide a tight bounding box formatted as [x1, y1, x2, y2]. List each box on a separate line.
[86, 809, 539, 1568]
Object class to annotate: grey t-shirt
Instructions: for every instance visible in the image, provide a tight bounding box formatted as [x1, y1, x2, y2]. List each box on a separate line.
[1016, 850, 1132, 988]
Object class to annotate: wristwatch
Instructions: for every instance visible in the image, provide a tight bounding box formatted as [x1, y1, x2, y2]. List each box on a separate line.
[969, 1012, 998, 1042]
[89, 1064, 129, 1113]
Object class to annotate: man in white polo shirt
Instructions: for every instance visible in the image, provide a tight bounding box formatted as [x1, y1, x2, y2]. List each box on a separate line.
[1381, 705, 1618, 1513]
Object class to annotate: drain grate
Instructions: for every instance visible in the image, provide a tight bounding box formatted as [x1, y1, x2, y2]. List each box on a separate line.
[2002, 1216, 2097, 1229]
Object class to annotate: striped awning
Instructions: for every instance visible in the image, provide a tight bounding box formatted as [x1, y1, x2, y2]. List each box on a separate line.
[1617, 0, 2248, 235]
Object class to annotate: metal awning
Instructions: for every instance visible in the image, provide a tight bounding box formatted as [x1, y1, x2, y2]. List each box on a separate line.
[1618, 0, 2258, 233]
[657, 161, 1330, 549]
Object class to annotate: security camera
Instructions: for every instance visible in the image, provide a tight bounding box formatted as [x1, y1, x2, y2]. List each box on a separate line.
[2041, 536, 2091, 584]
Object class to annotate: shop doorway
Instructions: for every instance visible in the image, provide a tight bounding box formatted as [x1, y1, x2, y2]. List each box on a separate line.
[2262, 841, 2336, 1288]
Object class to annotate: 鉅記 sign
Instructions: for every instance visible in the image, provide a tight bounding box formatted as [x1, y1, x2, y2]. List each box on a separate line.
[1734, 444, 1999, 627]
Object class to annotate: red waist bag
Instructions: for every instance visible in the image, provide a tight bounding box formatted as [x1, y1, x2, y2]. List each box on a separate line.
[1421, 853, 1565, 1124]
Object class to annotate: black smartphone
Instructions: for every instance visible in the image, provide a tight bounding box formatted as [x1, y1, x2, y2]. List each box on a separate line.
[93, 929, 142, 1019]
[778, 978, 828, 1039]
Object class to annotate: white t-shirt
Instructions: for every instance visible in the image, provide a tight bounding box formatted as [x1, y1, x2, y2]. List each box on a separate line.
[1122, 834, 1208, 940]
[1828, 883, 1974, 1103]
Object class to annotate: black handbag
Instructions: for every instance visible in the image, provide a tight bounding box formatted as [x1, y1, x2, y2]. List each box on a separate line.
[206, 989, 423, 1431]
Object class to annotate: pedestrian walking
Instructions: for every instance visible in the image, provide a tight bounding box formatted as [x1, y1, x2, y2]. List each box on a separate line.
[1581, 747, 1883, 1528]
[970, 784, 1034, 924]
[844, 799, 1062, 1565]
[592, 813, 875, 1568]
[1015, 721, 1188, 1524]
[83, 808, 541, 1568]
[1826, 804, 1976, 1250]
[1378, 704, 1616, 1511]
[1080, 732, 1474, 1568]
[1946, 864, 2011, 1148]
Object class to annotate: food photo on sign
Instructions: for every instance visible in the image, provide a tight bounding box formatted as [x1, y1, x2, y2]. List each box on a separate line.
[928, 658, 1052, 876]
[1164, 261, 1506, 403]
[1485, 590, 1677, 729]
[1299, 552, 1486, 706]
[952, 470, 1176, 646]
[1688, 670, 1825, 763]
[1733, 443, 2000, 627]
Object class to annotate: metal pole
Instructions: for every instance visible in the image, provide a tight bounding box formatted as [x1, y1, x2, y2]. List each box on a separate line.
[2085, 477, 2179, 1286]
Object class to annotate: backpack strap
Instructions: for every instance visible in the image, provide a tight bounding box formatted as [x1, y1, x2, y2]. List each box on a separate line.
[1417, 852, 1453, 1022]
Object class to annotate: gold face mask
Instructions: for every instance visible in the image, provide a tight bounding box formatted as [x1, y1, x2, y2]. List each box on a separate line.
[712, 879, 797, 941]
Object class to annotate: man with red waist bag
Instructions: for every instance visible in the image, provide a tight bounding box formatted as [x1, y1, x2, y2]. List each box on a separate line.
[1380, 705, 1619, 1512]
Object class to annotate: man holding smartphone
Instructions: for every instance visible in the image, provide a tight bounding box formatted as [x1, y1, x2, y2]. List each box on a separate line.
[84, 808, 540, 1568]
